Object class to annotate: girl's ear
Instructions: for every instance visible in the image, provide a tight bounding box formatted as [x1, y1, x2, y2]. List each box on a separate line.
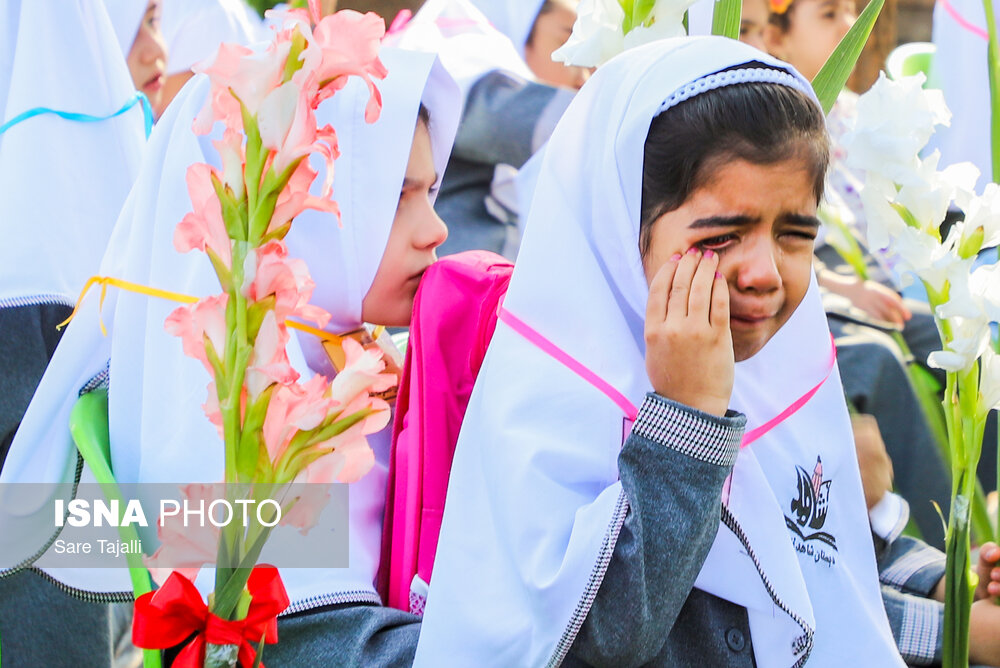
[763, 23, 788, 60]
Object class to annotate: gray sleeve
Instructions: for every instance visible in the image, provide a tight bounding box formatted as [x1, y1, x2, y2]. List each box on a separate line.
[570, 393, 746, 666]
[453, 69, 574, 168]
[268, 602, 421, 667]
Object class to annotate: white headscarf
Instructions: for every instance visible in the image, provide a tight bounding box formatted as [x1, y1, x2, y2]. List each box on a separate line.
[929, 0, 992, 183]
[160, 0, 266, 76]
[470, 0, 547, 54]
[1, 47, 460, 606]
[0, 0, 146, 309]
[102, 0, 149, 57]
[415, 37, 902, 668]
[385, 0, 534, 97]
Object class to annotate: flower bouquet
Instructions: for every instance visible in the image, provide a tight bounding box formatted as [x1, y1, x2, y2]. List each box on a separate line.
[128, 3, 396, 666]
[844, 72, 1000, 668]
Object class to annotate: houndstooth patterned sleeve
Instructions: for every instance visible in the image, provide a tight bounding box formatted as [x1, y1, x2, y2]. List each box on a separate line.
[630, 393, 745, 468]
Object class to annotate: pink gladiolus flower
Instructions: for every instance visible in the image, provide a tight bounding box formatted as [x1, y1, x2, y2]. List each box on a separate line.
[258, 82, 319, 176]
[192, 40, 293, 135]
[270, 133, 341, 233]
[248, 240, 331, 327]
[262, 374, 337, 462]
[143, 483, 223, 586]
[174, 163, 233, 268]
[330, 338, 397, 406]
[300, 392, 390, 485]
[246, 311, 299, 398]
[202, 381, 224, 438]
[310, 11, 388, 122]
[213, 129, 246, 200]
[164, 294, 229, 376]
[279, 481, 332, 534]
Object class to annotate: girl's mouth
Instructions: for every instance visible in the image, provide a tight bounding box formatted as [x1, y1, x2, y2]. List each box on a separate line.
[143, 74, 165, 93]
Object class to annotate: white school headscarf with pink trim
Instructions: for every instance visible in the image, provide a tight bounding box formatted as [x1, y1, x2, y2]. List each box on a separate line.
[415, 37, 902, 668]
[1, 47, 460, 605]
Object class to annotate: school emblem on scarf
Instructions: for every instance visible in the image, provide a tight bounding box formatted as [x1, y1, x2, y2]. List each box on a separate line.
[785, 457, 838, 566]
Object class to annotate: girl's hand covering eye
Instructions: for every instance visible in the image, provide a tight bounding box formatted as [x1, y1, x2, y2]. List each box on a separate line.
[644, 249, 734, 417]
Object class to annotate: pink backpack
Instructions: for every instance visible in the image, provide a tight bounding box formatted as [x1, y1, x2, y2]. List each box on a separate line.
[378, 250, 513, 615]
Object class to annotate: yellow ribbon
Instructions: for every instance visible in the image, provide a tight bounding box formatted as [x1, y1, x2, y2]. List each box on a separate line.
[58, 275, 345, 345]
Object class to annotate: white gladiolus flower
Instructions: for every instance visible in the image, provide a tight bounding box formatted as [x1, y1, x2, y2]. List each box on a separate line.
[945, 162, 982, 213]
[553, 0, 697, 67]
[936, 252, 986, 319]
[981, 346, 1000, 412]
[622, 0, 693, 50]
[891, 225, 961, 292]
[552, 0, 625, 67]
[962, 182, 1000, 250]
[844, 73, 951, 184]
[895, 153, 978, 236]
[928, 315, 992, 372]
[859, 176, 908, 251]
[969, 262, 1000, 322]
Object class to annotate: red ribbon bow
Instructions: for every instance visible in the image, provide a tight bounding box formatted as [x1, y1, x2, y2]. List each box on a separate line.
[133, 566, 290, 668]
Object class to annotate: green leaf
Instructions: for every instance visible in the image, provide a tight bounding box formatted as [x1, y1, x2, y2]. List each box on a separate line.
[711, 0, 743, 40]
[205, 247, 234, 294]
[811, 0, 885, 114]
[619, 0, 633, 32]
[260, 221, 292, 244]
[211, 171, 247, 241]
[631, 0, 656, 32]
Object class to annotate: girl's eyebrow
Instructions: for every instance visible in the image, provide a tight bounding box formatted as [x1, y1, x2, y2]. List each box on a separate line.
[783, 213, 821, 229]
[687, 213, 820, 229]
[687, 214, 755, 229]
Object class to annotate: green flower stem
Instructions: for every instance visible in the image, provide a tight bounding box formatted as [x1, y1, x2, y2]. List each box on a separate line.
[982, 0, 1000, 181]
[943, 488, 974, 668]
[942, 369, 990, 667]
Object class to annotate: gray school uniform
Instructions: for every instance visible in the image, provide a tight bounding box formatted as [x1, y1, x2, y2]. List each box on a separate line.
[435, 70, 573, 259]
[0, 302, 128, 668]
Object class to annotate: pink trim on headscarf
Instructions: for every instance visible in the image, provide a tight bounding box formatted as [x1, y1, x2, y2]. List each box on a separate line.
[740, 335, 838, 447]
[498, 306, 640, 420]
[939, 0, 989, 40]
[501, 307, 837, 452]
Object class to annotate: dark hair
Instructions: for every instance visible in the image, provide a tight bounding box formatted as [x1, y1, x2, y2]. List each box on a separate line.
[639, 64, 829, 257]
[417, 103, 431, 129]
[526, 0, 558, 46]
[768, 6, 794, 33]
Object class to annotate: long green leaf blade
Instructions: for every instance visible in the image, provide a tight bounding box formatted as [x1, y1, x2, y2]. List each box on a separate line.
[811, 0, 885, 114]
[711, 0, 743, 40]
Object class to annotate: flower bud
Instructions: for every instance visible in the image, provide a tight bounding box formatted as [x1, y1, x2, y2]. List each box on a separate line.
[958, 225, 985, 259]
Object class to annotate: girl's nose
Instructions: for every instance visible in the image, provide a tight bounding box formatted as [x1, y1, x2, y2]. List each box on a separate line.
[733, 239, 782, 293]
[416, 206, 448, 251]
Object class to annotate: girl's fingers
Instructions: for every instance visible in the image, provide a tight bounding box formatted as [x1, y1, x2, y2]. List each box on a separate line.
[710, 268, 730, 330]
[666, 248, 699, 324]
[646, 254, 680, 325]
[688, 250, 719, 321]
